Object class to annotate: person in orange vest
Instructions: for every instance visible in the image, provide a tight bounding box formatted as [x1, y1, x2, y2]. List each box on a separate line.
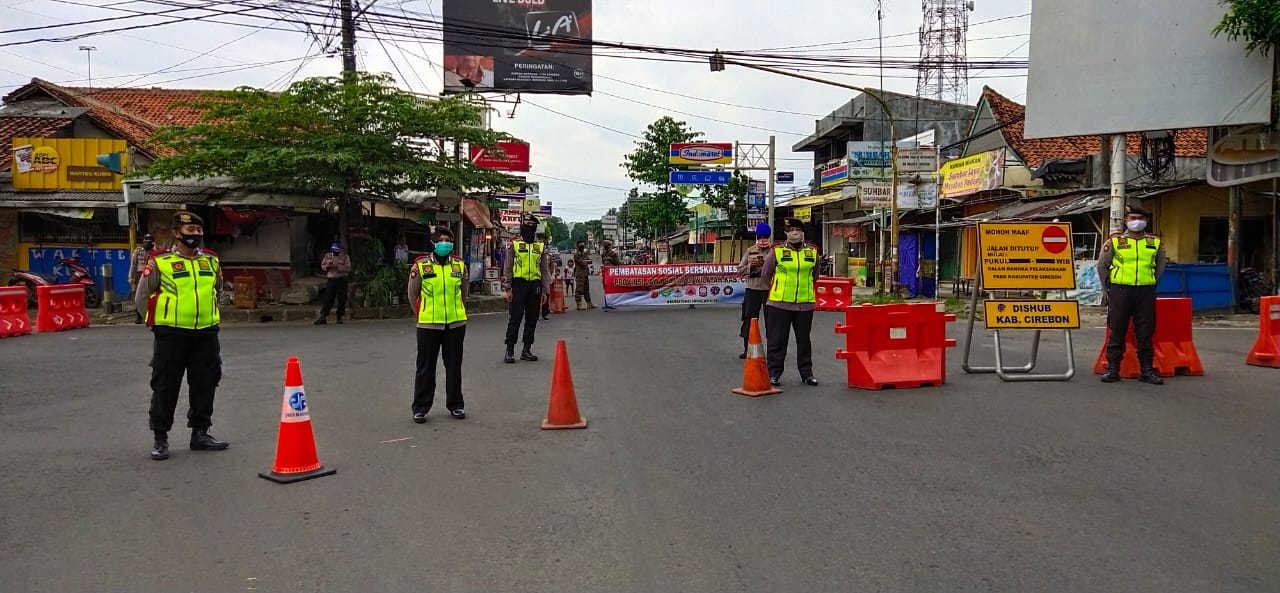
[759, 217, 820, 386]
[407, 226, 469, 422]
[1096, 204, 1168, 385]
[134, 211, 229, 460]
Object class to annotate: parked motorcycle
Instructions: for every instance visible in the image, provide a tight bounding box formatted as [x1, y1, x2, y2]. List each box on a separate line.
[9, 256, 102, 309]
[1238, 267, 1274, 314]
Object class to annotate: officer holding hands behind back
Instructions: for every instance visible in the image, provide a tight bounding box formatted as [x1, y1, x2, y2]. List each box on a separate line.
[135, 211, 229, 461]
[1096, 204, 1168, 385]
[407, 226, 468, 423]
[502, 213, 552, 364]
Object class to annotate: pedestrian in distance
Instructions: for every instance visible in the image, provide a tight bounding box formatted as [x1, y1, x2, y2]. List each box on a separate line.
[135, 211, 229, 461]
[408, 226, 469, 423]
[600, 240, 621, 311]
[1097, 204, 1168, 385]
[760, 217, 820, 386]
[129, 233, 155, 324]
[315, 241, 351, 325]
[563, 256, 576, 298]
[502, 213, 552, 363]
[573, 240, 596, 310]
[737, 222, 773, 359]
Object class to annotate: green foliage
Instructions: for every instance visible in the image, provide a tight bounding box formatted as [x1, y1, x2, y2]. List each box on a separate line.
[145, 73, 520, 199]
[541, 215, 570, 248]
[701, 171, 752, 239]
[1214, 0, 1280, 56]
[567, 219, 603, 249]
[620, 116, 703, 187]
[634, 191, 688, 240]
[364, 263, 411, 308]
[350, 236, 385, 283]
[862, 291, 906, 305]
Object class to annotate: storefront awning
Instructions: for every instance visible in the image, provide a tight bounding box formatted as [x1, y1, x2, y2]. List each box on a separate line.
[461, 198, 495, 229]
[208, 193, 325, 209]
[784, 191, 840, 207]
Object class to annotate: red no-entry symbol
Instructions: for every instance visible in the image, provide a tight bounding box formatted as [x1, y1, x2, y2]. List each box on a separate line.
[1041, 225, 1069, 254]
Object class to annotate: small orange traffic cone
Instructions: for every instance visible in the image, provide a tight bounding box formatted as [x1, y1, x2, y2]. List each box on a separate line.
[542, 339, 587, 430]
[1246, 295, 1280, 368]
[259, 357, 337, 484]
[733, 317, 782, 397]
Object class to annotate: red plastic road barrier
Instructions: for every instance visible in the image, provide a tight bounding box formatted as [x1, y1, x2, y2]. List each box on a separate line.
[835, 301, 957, 389]
[815, 276, 855, 312]
[1093, 297, 1203, 378]
[35, 284, 90, 333]
[1245, 296, 1280, 368]
[0, 286, 32, 338]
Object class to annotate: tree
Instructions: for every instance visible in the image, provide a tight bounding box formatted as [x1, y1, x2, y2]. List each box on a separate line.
[146, 72, 519, 248]
[701, 171, 752, 239]
[542, 215, 570, 248]
[1214, 0, 1279, 56]
[620, 117, 703, 241]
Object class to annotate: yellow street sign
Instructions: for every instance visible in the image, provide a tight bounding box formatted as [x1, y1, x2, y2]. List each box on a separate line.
[977, 222, 1076, 290]
[984, 299, 1080, 330]
[793, 206, 811, 221]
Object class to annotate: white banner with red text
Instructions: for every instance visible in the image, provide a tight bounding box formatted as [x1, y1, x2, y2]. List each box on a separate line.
[602, 264, 746, 307]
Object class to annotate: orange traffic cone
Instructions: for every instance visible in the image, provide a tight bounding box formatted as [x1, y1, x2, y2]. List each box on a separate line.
[1246, 296, 1280, 368]
[542, 339, 587, 430]
[259, 357, 337, 484]
[733, 317, 782, 397]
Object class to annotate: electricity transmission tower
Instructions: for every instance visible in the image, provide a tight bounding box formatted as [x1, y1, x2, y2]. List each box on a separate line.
[916, 0, 974, 104]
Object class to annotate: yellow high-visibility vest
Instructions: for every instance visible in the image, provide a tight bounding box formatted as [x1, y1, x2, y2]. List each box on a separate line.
[148, 252, 220, 329]
[512, 240, 543, 281]
[416, 257, 468, 324]
[768, 244, 818, 304]
[1109, 235, 1160, 286]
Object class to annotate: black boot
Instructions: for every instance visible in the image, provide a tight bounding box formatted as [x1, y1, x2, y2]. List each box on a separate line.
[314, 316, 327, 325]
[504, 345, 516, 364]
[190, 428, 229, 451]
[1100, 362, 1121, 383]
[336, 315, 344, 325]
[1138, 368, 1165, 385]
[520, 346, 538, 362]
[739, 338, 748, 359]
[150, 431, 169, 461]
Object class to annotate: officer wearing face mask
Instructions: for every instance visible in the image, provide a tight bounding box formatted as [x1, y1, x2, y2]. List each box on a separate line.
[407, 226, 469, 423]
[134, 211, 229, 461]
[736, 222, 773, 358]
[1096, 205, 1168, 385]
[760, 217, 820, 386]
[502, 214, 552, 363]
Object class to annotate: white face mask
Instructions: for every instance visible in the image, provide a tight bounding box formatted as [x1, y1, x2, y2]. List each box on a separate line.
[1126, 219, 1148, 233]
[786, 230, 804, 243]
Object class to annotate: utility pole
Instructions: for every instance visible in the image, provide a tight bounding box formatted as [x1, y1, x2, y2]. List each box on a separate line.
[1108, 134, 1126, 236]
[767, 135, 777, 234]
[339, 0, 357, 251]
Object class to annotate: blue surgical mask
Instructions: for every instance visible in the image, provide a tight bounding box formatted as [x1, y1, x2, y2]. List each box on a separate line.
[434, 242, 454, 257]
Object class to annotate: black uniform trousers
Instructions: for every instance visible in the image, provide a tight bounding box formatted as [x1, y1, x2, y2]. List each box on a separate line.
[739, 288, 768, 344]
[1105, 284, 1158, 370]
[318, 276, 349, 319]
[149, 325, 222, 432]
[413, 325, 466, 414]
[505, 278, 542, 347]
[764, 304, 814, 379]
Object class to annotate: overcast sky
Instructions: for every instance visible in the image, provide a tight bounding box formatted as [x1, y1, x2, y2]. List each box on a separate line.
[1, 0, 1031, 222]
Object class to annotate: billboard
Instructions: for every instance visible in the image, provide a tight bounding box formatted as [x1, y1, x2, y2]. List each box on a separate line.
[1024, 0, 1273, 139]
[442, 0, 592, 95]
[469, 141, 531, 172]
[847, 141, 892, 179]
[602, 264, 746, 307]
[939, 148, 1005, 199]
[11, 138, 127, 190]
[669, 142, 732, 165]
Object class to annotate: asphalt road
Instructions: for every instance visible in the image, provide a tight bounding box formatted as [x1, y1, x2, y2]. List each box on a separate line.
[1, 289, 1277, 592]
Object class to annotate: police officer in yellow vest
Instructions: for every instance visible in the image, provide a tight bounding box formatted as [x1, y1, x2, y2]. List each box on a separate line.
[135, 211, 229, 461]
[1096, 204, 1168, 385]
[502, 213, 552, 364]
[760, 217, 821, 387]
[407, 226, 469, 423]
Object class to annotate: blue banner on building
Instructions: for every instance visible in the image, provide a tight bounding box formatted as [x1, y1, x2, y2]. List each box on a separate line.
[28, 246, 132, 297]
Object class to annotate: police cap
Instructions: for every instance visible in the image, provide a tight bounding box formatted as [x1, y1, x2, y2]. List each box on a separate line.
[173, 211, 204, 227]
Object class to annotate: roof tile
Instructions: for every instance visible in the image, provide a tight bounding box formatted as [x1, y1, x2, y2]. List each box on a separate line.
[0, 116, 74, 171]
[981, 86, 1207, 169]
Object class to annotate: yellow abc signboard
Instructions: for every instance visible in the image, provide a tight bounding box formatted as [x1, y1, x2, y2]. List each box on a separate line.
[977, 222, 1076, 290]
[984, 299, 1081, 330]
[10, 137, 127, 190]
